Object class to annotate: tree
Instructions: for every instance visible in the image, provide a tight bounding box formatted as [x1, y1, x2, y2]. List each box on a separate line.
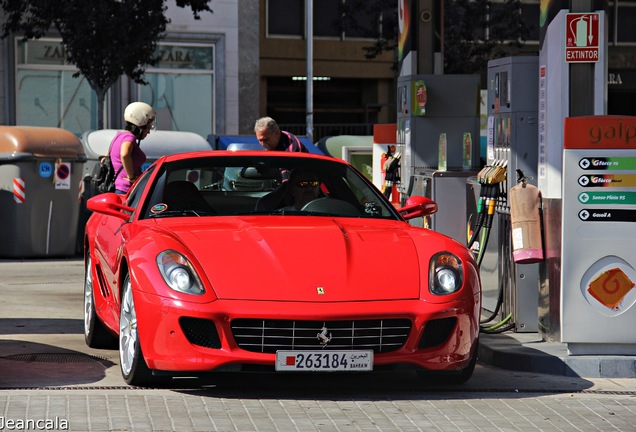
[443, 0, 529, 74]
[0, 0, 213, 128]
[340, 0, 529, 74]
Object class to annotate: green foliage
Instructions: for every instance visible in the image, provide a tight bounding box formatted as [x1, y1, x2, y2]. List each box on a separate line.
[176, 0, 212, 19]
[338, 0, 399, 60]
[340, 0, 530, 74]
[443, 0, 529, 74]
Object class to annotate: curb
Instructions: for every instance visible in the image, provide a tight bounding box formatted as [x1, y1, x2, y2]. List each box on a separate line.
[479, 333, 636, 378]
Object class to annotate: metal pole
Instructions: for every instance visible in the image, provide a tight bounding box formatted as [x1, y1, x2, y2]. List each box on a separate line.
[569, 0, 595, 117]
[306, 0, 314, 142]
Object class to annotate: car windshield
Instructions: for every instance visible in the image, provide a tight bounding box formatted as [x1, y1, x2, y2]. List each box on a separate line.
[139, 155, 400, 220]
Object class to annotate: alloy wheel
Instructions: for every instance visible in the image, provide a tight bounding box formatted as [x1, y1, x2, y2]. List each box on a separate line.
[119, 277, 137, 377]
[83, 256, 94, 338]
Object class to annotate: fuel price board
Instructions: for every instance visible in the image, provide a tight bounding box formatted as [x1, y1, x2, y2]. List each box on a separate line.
[561, 116, 636, 355]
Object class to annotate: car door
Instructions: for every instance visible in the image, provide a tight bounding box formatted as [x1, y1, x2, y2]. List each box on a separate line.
[92, 167, 155, 325]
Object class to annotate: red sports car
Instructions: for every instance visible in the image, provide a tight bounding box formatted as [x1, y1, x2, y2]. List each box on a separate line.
[83, 151, 481, 386]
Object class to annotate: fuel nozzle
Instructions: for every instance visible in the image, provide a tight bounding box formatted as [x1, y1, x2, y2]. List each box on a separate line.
[468, 161, 507, 252]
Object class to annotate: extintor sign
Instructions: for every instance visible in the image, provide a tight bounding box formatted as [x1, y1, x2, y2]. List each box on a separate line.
[565, 13, 600, 63]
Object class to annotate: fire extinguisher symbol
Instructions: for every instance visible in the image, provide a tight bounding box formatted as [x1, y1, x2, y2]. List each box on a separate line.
[573, 15, 589, 47]
[567, 14, 597, 48]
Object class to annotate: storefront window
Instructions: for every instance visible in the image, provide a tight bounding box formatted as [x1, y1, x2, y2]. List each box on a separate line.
[140, 73, 213, 136]
[15, 39, 215, 138]
[136, 43, 215, 137]
[16, 39, 99, 135]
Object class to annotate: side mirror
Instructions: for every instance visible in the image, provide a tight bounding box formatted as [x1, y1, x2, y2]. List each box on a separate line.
[397, 195, 438, 220]
[87, 193, 134, 220]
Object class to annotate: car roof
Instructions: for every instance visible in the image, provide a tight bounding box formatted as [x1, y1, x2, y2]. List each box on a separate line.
[159, 150, 346, 165]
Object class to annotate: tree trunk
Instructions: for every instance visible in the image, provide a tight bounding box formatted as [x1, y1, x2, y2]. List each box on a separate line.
[95, 88, 106, 130]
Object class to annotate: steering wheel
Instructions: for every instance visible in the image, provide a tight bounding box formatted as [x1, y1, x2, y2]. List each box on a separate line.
[300, 197, 361, 216]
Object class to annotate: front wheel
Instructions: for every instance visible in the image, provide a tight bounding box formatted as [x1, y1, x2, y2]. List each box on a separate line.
[119, 274, 156, 386]
[417, 339, 479, 385]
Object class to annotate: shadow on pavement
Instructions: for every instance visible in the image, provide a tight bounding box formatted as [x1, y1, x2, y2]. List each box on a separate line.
[165, 372, 594, 401]
[158, 361, 597, 399]
[0, 318, 83, 335]
[479, 332, 584, 377]
[0, 340, 115, 388]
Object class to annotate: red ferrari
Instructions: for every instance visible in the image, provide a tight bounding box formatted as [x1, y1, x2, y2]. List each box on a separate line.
[84, 151, 481, 386]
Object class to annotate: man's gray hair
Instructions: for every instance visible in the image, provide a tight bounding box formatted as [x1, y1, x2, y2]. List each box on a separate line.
[254, 116, 279, 133]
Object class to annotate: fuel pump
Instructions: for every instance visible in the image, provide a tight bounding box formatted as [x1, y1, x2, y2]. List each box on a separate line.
[479, 56, 540, 334]
[382, 148, 401, 206]
[468, 161, 518, 334]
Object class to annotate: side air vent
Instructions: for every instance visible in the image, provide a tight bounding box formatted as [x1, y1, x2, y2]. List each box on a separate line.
[418, 317, 457, 349]
[179, 317, 221, 349]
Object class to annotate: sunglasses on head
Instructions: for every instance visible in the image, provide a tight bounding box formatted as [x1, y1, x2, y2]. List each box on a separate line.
[295, 180, 319, 188]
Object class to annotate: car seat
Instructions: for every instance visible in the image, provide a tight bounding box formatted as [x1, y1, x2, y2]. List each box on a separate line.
[164, 181, 215, 214]
[254, 182, 293, 211]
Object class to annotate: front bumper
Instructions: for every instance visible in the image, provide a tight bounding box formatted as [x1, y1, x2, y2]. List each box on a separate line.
[134, 291, 480, 373]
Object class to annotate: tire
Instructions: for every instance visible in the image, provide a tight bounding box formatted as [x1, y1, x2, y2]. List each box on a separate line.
[119, 274, 157, 387]
[84, 256, 117, 349]
[417, 339, 479, 385]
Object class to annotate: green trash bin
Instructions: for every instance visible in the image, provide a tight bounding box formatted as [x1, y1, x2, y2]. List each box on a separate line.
[0, 126, 86, 258]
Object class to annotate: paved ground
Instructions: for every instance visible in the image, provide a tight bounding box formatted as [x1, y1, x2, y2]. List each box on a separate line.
[1, 385, 636, 432]
[1, 258, 635, 431]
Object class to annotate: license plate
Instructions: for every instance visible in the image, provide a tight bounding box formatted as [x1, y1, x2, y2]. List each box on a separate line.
[275, 350, 373, 372]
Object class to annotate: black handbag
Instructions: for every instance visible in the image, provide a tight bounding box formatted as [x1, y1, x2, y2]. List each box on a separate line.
[91, 139, 123, 194]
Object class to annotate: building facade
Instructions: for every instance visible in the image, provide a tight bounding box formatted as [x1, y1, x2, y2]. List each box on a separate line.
[0, 1, 633, 142]
[0, 0, 248, 138]
[257, 0, 636, 140]
[258, 0, 397, 140]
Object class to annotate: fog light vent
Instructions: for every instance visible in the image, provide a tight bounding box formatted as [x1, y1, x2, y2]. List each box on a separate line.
[179, 317, 221, 349]
[418, 317, 457, 349]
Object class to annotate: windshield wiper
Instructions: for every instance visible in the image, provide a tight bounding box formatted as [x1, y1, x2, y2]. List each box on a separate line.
[148, 209, 211, 218]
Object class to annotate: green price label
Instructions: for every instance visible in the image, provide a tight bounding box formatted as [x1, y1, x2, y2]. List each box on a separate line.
[578, 191, 636, 204]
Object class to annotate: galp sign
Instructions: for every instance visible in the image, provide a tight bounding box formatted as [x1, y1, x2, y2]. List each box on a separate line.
[564, 116, 636, 150]
[565, 13, 600, 63]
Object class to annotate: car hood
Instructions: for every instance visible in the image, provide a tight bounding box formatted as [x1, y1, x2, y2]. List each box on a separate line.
[156, 217, 424, 302]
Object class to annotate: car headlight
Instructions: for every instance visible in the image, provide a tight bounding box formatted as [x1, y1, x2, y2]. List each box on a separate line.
[429, 252, 463, 295]
[157, 250, 205, 295]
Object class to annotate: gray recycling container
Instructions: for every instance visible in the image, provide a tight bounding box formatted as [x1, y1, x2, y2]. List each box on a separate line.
[80, 129, 212, 184]
[0, 126, 86, 258]
[77, 129, 212, 253]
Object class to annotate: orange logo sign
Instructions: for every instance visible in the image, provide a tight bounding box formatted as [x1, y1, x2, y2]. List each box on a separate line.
[587, 267, 635, 310]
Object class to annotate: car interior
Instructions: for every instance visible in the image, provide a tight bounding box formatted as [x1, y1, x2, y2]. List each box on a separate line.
[139, 156, 397, 220]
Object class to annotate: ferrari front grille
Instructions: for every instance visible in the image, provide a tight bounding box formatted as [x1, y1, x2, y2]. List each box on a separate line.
[231, 319, 411, 354]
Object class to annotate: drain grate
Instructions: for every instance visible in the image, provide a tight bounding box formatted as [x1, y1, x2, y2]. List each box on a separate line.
[1, 353, 110, 363]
